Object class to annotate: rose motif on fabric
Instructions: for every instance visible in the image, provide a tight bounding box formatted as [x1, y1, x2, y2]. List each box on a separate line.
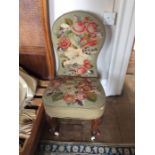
[83, 59, 92, 69]
[76, 59, 93, 75]
[47, 77, 99, 106]
[72, 21, 86, 34]
[55, 14, 103, 76]
[58, 37, 71, 49]
[86, 22, 97, 34]
[72, 20, 97, 35]
[76, 92, 86, 100]
[63, 94, 76, 103]
[76, 66, 87, 74]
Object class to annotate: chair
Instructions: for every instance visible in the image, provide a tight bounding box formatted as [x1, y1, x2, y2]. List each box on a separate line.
[43, 11, 106, 141]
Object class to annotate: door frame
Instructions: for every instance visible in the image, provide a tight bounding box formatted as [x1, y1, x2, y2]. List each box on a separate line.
[103, 0, 135, 96]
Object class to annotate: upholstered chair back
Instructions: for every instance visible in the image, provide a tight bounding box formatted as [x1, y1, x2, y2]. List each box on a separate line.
[52, 11, 106, 77]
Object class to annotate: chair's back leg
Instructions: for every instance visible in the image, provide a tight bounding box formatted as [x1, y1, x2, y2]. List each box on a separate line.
[54, 118, 60, 136]
[46, 114, 53, 132]
[46, 114, 60, 136]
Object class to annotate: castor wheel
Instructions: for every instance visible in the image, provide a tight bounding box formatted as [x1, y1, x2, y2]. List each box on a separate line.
[54, 131, 60, 136]
[90, 129, 101, 141]
[90, 136, 96, 141]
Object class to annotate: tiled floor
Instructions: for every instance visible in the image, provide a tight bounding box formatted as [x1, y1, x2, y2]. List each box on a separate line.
[39, 75, 135, 143]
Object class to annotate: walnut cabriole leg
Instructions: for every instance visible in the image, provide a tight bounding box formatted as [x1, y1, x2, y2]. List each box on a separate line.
[91, 118, 101, 141]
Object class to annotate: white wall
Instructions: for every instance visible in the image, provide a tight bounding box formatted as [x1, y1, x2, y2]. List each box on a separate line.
[48, 0, 115, 80]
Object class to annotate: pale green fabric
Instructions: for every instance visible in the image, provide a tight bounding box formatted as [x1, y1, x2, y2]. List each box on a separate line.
[43, 77, 106, 120]
[44, 104, 105, 120]
[52, 11, 106, 77]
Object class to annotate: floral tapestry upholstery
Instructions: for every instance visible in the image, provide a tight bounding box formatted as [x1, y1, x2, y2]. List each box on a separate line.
[43, 77, 106, 120]
[52, 11, 106, 77]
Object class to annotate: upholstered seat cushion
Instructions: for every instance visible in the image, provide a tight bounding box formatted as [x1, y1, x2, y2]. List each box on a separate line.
[43, 77, 106, 120]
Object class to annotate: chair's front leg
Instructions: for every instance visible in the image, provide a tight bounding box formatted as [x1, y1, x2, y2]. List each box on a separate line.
[91, 118, 101, 141]
[46, 115, 60, 136]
